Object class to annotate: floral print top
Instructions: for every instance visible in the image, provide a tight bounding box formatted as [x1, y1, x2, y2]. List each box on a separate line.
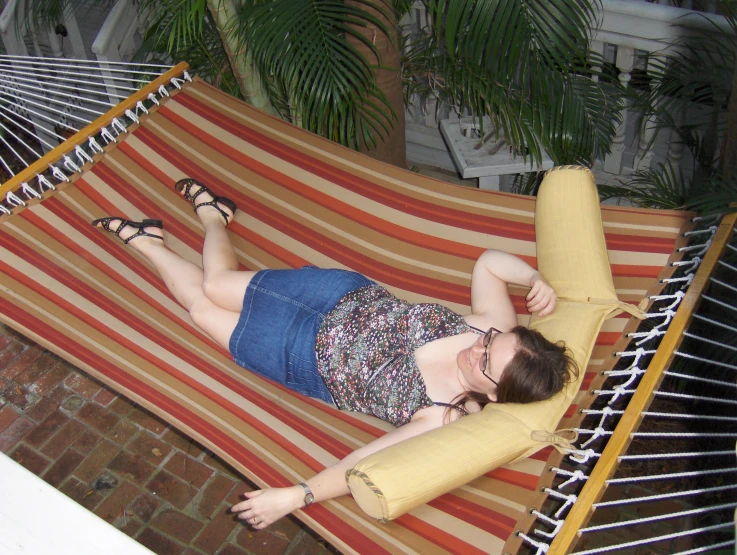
[314, 284, 472, 426]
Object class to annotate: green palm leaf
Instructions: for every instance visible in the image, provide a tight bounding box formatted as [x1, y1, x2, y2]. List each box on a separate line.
[235, 0, 395, 149]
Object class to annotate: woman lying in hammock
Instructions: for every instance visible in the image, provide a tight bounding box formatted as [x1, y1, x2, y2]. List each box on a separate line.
[93, 178, 576, 529]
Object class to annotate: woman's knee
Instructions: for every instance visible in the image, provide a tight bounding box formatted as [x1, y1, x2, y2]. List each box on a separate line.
[189, 295, 217, 330]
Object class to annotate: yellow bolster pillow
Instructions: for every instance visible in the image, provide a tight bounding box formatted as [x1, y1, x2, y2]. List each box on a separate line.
[347, 166, 623, 520]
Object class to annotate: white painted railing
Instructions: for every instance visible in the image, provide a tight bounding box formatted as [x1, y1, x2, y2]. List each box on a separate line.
[403, 0, 732, 186]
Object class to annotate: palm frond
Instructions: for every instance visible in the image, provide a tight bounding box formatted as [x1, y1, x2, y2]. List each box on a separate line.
[234, 0, 395, 149]
[598, 161, 688, 209]
[138, 0, 209, 53]
[686, 176, 737, 216]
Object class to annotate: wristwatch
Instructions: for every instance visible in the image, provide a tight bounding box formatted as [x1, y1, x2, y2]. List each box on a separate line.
[298, 482, 314, 507]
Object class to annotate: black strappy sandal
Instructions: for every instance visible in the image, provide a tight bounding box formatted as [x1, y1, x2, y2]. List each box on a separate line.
[174, 178, 237, 226]
[92, 217, 164, 244]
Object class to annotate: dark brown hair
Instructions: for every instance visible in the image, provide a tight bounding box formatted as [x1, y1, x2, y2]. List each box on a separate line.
[447, 326, 578, 418]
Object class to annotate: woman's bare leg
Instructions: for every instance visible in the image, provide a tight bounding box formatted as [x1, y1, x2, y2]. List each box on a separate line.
[179, 182, 258, 312]
[97, 219, 240, 349]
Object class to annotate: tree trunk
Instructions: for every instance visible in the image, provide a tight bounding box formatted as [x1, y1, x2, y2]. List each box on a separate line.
[345, 1, 407, 168]
[206, 0, 275, 115]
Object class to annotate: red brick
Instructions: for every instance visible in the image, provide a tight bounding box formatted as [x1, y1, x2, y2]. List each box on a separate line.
[0, 416, 35, 452]
[165, 452, 213, 488]
[217, 546, 250, 555]
[130, 492, 161, 522]
[64, 372, 103, 399]
[14, 353, 58, 386]
[0, 333, 13, 351]
[42, 449, 85, 487]
[10, 444, 51, 475]
[227, 481, 256, 506]
[109, 396, 135, 416]
[94, 388, 117, 406]
[40, 419, 85, 459]
[72, 439, 120, 483]
[94, 480, 140, 522]
[24, 410, 69, 448]
[0, 404, 20, 434]
[146, 470, 198, 510]
[58, 476, 104, 510]
[136, 528, 185, 555]
[151, 509, 203, 543]
[108, 451, 156, 485]
[128, 407, 166, 435]
[201, 451, 239, 477]
[77, 403, 119, 433]
[0, 343, 39, 380]
[162, 428, 204, 458]
[107, 420, 137, 446]
[1, 382, 38, 409]
[198, 474, 237, 519]
[286, 529, 331, 555]
[72, 429, 102, 454]
[127, 432, 172, 464]
[118, 516, 144, 539]
[193, 508, 240, 553]
[25, 385, 71, 421]
[236, 526, 290, 555]
[271, 515, 304, 542]
[31, 364, 71, 395]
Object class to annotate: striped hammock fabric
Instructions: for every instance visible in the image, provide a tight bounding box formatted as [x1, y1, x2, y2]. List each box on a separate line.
[0, 77, 690, 554]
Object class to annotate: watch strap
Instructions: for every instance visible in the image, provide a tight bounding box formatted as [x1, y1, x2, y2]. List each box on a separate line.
[298, 482, 314, 507]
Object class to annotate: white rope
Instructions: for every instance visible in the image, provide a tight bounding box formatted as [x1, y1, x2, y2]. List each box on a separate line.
[683, 331, 737, 353]
[581, 501, 737, 533]
[683, 226, 717, 237]
[0, 54, 171, 73]
[517, 531, 549, 554]
[566, 447, 599, 464]
[74, 145, 93, 166]
[100, 127, 117, 144]
[674, 539, 736, 555]
[673, 351, 737, 371]
[0, 64, 139, 93]
[693, 313, 737, 334]
[6, 191, 26, 207]
[0, 71, 120, 106]
[570, 522, 733, 555]
[0, 87, 92, 125]
[36, 174, 55, 192]
[551, 468, 588, 488]
[62, 155, 81, 174]
[542, 488, 577, 518]
[0, 103, 67, 146]
[531, 509, 566, 539]
[718, 259, 737, 273]
[665, 371, 737, 389]
[21, 182, 40, 199]
[671, 256, 700, 268]
[0, 204, 11, 215]
[607, 466, 736, 484]
[594, 483, 737, 508]
[602, 368, 646, 378]
[710, 277, 737, 295]
[125, 109, 140, 125]
[0, 117, 41, 160]
[0, 92, 79, 133]
[0, 83, 104, 117]
[677, 241, 712, 254]
[576, 428, 737, 438]
[88, 136, 104, 154]
[619, 449, 736, 460]
[582, 408, 737, 423]
[702, 293, 737, 315]
[111, 118, 127, 135]
[614, 348, 657, 358]
[50, 165, 69, 183]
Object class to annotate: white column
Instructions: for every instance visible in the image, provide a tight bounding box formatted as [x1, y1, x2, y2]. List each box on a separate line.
[634, 55, 659, 172]
[603, 46, 634, 174]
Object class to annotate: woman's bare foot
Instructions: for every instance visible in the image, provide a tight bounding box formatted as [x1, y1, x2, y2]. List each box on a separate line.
[175, 178, 236, 227]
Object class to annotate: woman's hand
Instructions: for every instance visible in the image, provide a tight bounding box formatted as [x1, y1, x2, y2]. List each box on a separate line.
[527, 272, 557, 317]
[231, 485, 304, 529]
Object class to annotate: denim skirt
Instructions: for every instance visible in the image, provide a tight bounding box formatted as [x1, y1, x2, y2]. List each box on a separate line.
[228, 267, 373, 403]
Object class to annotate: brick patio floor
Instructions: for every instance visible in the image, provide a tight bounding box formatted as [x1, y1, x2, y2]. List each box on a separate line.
[0, 323, 338, 555]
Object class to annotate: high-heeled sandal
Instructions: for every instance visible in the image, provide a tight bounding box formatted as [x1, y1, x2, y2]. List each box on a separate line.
[174, 178, 237, 226]
[91, 217, 164, 244]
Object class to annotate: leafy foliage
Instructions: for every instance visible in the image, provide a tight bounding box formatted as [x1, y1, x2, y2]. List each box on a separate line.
[612, 0, 737, 215]
[134, 0, 239, 96]
[232, 0, 396, 150]
[403, 0, 624, 166]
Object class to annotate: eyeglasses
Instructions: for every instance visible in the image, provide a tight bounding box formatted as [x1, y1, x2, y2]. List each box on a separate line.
[479, 327, 501, 386]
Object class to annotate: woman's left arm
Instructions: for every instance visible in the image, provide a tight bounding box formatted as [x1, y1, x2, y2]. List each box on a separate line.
[471, 249, 557, 319]
[230, 411, 442, 528]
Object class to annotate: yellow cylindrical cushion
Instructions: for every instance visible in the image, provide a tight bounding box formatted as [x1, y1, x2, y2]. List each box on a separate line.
[347, 167, 624, 520]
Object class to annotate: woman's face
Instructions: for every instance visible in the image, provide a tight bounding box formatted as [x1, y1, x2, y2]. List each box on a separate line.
[456, 331, 518, 400]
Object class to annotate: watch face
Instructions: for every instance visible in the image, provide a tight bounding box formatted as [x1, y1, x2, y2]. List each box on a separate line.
[305, 492, 315, 505]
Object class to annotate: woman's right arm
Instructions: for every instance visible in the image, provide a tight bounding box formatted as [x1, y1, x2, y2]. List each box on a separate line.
[231, 409, 444, 528]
